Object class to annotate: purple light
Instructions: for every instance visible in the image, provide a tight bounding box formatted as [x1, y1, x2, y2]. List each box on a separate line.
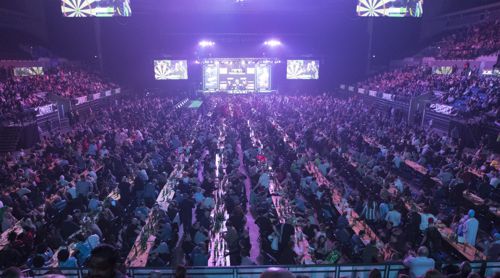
[264, 39, 282, 47]
[199, 40, 215, 47]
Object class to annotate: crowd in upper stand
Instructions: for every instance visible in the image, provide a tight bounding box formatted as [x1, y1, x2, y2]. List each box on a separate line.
[357, 64, 499, 120]
[432, 20, 500, 60]
[355, 20, 500, 122]
[0, 65, 117, 122]
[0, 93, 498, 278]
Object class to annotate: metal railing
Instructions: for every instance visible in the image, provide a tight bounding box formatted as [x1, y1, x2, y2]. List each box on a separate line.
[20, 261, 500, 278]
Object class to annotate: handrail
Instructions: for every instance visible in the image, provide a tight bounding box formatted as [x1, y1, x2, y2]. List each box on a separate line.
[17, 261, 500, 278]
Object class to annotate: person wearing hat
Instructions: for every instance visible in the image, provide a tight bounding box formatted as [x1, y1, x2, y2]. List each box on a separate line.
[463, 209, 479, 247]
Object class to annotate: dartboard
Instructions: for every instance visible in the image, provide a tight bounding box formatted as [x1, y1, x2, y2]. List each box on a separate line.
[356, 0, 392, 17]
[61, 0, 96, 17]
[154, 61, 172, 80]
[286, 61, 306, 79]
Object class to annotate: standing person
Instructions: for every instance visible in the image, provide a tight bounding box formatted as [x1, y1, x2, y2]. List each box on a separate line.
[420, 218, 442, 260]
[361, 198, 378, 224]
[403, 246, 435, 278]
[486, 233, 500, 260]
[463, 210, 479, 247]
[385, 205, 402, 227]
[407, 205, 422, 246]
[76, 175, 92, 198]
[87, 244, 128, 278]
[361, 240, 380, 263]
[179, 194, 195, 230]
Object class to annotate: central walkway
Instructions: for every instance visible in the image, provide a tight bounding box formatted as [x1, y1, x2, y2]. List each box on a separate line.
[237, 140, 260, 263]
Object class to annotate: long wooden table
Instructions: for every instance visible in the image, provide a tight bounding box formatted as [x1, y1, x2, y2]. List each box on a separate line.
[125, 163, 181, 267]
[307, 163, 382, 247]
[0, 222, 23, 251]
[249, 120, 313, 264]
[208, 124, 231, 267]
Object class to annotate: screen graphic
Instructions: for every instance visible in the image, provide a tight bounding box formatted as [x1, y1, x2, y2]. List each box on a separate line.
[356, 0, 424, 17]
[154, 60, 188, 80]
[286, 60, 319, 80]
[61, 0, 132, 17]
[203, 59, 273, 93]
[13, 67, 44, 77]
[433, 66, 453, 75]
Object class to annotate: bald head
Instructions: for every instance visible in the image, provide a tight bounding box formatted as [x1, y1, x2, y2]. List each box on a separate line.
[260, 268, 295, 278]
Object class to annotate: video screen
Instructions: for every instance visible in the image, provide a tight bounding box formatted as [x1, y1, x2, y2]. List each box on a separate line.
[356, 0, 424, 17]
[61, 0, 132, 17]
[286, 60, 319, 80]
[13, 67, 44, 77]
[203, 59, 273, 93]
[433, 66, 453, 75]
[154, 60, 188, 80]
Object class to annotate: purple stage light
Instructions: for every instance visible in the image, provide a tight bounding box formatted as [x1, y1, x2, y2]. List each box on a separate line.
[199, 40, 215, 47]
[264, 39, 282, 47]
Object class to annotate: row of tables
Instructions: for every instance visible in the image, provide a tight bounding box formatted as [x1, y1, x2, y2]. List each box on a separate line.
[248, 120, 314, 264]
[359, 136, 487, 261]
[271, 119, 388, 255]
[126, 115, 203, 267]
[208, 120, 231, 267]
[0, 163, 104, 261]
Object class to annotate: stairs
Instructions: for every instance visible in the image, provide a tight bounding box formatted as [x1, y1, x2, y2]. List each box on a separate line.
[0, 127, 21, 153]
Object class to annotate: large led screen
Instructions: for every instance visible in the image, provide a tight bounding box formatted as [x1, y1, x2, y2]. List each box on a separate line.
[61, 0, 132, 17]
[286, 60, 319, 80]
[154, 60, 188, 80]
[13, 67, 44, 77]
[203, 59, 272, 93]
[356, 0, 423, 17]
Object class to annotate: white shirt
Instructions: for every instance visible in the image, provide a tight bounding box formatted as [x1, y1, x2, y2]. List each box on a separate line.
[404, 256, 435, 278]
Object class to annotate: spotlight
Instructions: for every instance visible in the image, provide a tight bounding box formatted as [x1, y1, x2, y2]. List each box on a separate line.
[264, 39, 282, 47]
[199, 40, 215, 47]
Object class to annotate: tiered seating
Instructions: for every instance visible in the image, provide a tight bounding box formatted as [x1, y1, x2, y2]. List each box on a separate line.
[0, 65, 118, 122]
[433, 20, 500, 60]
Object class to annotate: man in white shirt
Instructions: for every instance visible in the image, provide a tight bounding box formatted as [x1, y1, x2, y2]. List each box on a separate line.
[403, 246, 435, 278]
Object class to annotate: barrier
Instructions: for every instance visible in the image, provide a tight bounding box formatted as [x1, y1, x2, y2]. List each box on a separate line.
[382, 93, 394, 101]
[75, 96, 87, 105]
[36, 104, 55, 116]
[22, 261, 500, 278]
[358, 88, 366, 94]
[430, 103, 456, 115]
[74, 88, 121, 105]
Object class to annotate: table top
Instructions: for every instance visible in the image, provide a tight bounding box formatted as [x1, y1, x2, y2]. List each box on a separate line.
[126, 235, 157, 268]
[307, 163, 382, 246]
[0, 222, 23, 251]
[404, 160, 428, 175]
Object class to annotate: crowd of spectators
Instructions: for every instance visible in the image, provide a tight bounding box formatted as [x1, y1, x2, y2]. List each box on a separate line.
[355, 19, 500, 122]
[0, 65, 117, 123]
[0, 93, 498, 278]
[0, 95, 191, 270]
[432, 20, 500, 60]
[239, 95, 498, 270]
[357, 64, 499, 121]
